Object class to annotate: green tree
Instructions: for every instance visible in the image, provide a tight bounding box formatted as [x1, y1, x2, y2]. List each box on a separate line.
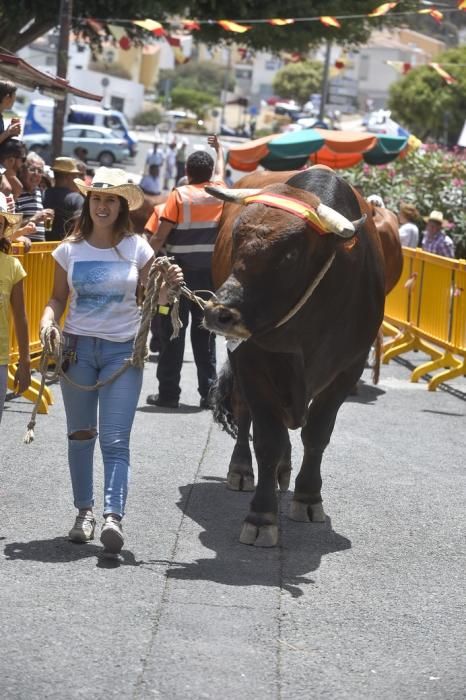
[0, 0, 422, 54]
[388, 45, 466, 145]
[346, 148, 466, 257]
[170, 87, 217, 118]
[159, 61, 234, 98]
[272, 60, 323, 105]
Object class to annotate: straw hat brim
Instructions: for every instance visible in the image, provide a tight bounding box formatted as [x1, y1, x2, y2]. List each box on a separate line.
[0, 211, 23, 236]
[74, 179, 145, 211]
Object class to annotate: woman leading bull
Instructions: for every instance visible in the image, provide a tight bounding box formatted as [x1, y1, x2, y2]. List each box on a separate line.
[40, 168, 182, 555]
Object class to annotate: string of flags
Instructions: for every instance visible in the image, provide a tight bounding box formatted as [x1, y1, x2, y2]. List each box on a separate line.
[386, 59, 462, 84]
[80, 2, 466, 73]
[81, 1, 466, 40]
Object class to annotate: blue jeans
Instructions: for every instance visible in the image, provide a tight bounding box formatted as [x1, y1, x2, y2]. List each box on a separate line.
[60, 335, 143, 518]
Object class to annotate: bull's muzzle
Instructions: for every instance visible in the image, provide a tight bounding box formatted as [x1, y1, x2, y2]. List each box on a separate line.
[203, 301, 251, 339]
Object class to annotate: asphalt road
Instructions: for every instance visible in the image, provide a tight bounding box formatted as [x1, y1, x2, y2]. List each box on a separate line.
[1, 340, 465, 699]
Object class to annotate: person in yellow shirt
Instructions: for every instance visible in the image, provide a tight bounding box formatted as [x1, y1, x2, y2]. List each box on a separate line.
[0, 192, 31, 423]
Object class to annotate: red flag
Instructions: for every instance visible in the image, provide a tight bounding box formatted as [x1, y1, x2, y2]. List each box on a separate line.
[217, 20, 251, 33]
[368, 3, 398, 17]
[166, 34, 181, 47]
[320, 16, 341, 28]
[86, 18, 105, 35]
[430, 62, 457, 84]
[182, 20, 201, 30]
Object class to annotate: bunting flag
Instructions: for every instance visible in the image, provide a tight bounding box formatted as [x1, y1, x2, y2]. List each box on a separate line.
[386, 60, 412, 74]
[133, 19, 166, 36]
[368, 3, 398, 18]
[86, 18, 106, 35]
[182, 20, 201, 31]
[320, 16, 341, 28]
[166, 34, 181, 47]
[107, 24, 127, 41]
[217, 20, 251, 33]
[267, 18, 295, 26]
[418, 8, 444, 22]
[430, 62, 457, 84]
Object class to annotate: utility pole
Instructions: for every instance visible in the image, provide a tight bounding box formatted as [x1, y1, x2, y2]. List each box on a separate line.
[52, 0, 72, 160]
[318, 40, 332, 122]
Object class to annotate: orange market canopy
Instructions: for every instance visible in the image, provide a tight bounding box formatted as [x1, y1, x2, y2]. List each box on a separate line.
[227, 128, 410, 171]
[0, 52, 101, 101]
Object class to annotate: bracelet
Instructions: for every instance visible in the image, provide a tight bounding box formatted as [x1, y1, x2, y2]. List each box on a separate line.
[157, 304, 170, 315]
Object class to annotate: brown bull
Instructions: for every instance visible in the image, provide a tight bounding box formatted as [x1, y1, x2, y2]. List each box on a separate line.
[130, 192, 166, 233]
[203, 166, 386, 547]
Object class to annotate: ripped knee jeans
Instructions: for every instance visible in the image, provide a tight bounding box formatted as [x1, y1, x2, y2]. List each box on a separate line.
[60, 334, 143, 517]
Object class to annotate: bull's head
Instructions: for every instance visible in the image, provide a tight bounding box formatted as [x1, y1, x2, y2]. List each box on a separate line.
[203, 183, 367, 340]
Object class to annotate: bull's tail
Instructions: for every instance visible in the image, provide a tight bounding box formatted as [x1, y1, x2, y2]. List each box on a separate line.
[209, 359, 239, 439]
[372, 329, 383, 385]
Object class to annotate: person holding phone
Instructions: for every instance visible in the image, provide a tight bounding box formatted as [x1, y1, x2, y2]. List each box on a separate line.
[0, 81, 21, 145]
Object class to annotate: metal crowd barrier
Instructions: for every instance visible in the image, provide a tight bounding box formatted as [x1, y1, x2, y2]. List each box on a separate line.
[383, 247, 466, 390]
[8, 242, 58, 413]
[7, 244, 466, 412]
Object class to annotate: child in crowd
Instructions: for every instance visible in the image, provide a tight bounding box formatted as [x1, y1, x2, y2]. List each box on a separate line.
[0, 192, 31, 424]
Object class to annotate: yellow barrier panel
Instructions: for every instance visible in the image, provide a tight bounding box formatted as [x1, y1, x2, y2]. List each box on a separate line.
[383, 247, 466, 390]
[8, 242, 58, 413]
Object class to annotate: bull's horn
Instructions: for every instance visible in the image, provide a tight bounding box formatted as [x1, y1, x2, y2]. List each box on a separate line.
[205, 186, 262, 203]
[316, 203, 356, 239]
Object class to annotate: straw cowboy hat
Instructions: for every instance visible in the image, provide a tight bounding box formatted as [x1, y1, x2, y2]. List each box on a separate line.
[0, 192, 23, 236]
[52, 157, 81, 175]
[425, 210, 444, 224]
[74, 167, 145, 211]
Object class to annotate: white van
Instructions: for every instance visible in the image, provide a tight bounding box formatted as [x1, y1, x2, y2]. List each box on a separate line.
[24, 99, 138, 156]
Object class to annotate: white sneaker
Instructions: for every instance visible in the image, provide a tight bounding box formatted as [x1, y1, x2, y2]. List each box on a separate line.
[68, 512, 96, 543]
[100, 516, 124, 553]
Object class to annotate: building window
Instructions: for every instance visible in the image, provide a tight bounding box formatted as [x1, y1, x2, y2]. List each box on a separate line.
[110, 96, 125, 112]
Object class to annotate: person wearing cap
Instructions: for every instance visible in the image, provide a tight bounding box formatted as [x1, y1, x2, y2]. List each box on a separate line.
[39, 167, 183, 554]
[42, 157, 85, 241]
[0, 193, 31, 423]
[421, 210, 454, 258]
[398, 202, 420, 248]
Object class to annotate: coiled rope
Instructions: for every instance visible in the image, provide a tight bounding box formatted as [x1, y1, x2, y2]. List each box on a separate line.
[23, 256, 214, 444]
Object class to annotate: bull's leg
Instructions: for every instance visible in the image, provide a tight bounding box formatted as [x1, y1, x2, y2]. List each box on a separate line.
[227, 407, 254, 491]
[240, 415, 289, 547]
[290, 363, 364, 523]
[277, 435, 292, 492]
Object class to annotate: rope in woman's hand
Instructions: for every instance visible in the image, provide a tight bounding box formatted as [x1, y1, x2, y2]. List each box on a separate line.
[23, 256, 214, 444]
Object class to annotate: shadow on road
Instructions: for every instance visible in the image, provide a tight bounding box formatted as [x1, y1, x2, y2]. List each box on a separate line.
[345, 380, 386, 404]
[162, 479, 351, 598]
[3, 537, 143, 568]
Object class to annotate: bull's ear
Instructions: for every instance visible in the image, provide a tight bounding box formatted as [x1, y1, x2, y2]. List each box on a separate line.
[205, 186, 262, 203]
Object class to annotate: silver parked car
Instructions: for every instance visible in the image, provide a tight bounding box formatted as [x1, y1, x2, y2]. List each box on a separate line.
[22, 125, 131, 166]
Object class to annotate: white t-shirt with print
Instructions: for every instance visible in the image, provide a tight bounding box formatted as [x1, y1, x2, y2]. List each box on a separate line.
[53, 235, 154, 342]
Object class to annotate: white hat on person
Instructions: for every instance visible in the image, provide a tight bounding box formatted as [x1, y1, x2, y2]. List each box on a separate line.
[74, 167, 145, 211]
[427, 210, 444, 224]
[0, 192, 23, 235]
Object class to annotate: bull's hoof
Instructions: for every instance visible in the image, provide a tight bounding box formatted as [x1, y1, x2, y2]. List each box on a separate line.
[227, 472, 255, 491]
[239, 522, 279, 547]
[277, 469, 291, 492]
[289, 500, 326, 523]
